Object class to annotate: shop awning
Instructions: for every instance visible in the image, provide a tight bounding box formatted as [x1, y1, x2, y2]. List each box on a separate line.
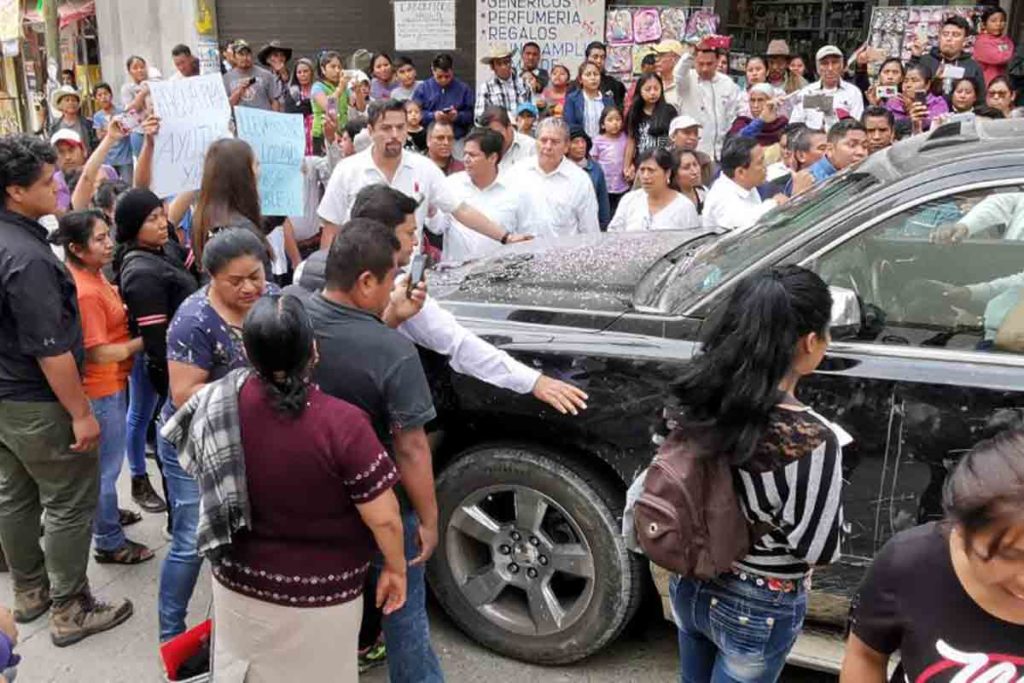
[23, 0, 96, 30]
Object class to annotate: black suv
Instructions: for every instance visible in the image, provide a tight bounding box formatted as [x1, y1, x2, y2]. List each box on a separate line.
[423, 118, 1024, 668]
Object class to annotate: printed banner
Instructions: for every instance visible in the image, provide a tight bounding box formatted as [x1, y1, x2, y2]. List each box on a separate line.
[0, 0, 19, 57]
[475, 0, 606, 87]
[148, 73, 232, 198]
[395, 0, 456, 51]
[235, 107, 305, 217]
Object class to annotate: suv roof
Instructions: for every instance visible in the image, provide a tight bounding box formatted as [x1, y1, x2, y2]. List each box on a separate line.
[862, 117, 1024, 183]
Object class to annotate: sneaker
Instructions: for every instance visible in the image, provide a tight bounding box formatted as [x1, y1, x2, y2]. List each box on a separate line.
[50, 591, 133, 647]
[131, 475, 167, 513]
[358, 637, 387, 673]
[14, 584, 52, 623]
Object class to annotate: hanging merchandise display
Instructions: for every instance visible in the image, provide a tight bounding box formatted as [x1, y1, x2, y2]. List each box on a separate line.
[868, 6, 986, 63]
[605, 6, 719, 83]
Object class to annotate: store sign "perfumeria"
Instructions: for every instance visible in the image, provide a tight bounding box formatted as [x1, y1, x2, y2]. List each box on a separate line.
[475, 0, 606, 84]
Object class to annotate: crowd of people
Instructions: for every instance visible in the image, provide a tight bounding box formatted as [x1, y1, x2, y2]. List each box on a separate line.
[0, 8, 1022, 682]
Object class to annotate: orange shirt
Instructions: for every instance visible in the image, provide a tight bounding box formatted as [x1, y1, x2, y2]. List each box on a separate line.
[68, 263, 134, 399]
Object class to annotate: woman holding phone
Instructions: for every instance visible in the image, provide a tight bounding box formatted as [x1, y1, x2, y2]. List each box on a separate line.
[311, 51, 349, 155]
[886, 64, 947, 133]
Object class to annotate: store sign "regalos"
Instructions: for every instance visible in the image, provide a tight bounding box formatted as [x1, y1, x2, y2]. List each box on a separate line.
[475, 0, 606, 85]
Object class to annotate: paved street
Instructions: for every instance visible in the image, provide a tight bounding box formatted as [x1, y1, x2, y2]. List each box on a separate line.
[0, 464, 837, 682]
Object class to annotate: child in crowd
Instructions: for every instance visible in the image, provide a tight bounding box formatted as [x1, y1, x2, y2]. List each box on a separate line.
[404, 100, 427, 153]
[515, 102, 538, 137]
[392, 56, 420, 101]
[348, 73, 371, 123]
[91, 82, 135, 183]
[541, 64, 571, 117]
[592, 105, 629, 218]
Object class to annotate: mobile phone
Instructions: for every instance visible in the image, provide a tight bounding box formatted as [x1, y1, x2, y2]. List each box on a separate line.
[243, 76, 257, 87]
[407, 253, 427, 296]
[113, 110, 141, 132]
[914, 91, 928, 105]
[876, 85, 898, 99]
[327, 96, 338, 119]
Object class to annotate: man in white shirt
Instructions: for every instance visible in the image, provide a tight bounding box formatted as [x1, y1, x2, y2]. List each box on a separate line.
[293, 184, 588, 412]
[790, 45, 865, 131]
[506, 117, 600, 238]
[480, 105, 536, 174]
[703, 136, 788, 232]
[428, 128, 531, 263]
[318, 99, 530, 250]
[674, 42, 741, 161]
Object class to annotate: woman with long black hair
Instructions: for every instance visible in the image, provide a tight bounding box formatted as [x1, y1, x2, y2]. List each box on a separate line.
[842, 430, 1024, 681]
[668, 265, 847, 682]
[624, 73, 677, 183]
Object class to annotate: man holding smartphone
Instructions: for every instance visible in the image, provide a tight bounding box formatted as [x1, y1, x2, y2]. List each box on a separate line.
[223, 39, 281, 112]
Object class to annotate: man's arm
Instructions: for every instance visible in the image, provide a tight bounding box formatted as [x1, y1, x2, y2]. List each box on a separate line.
[455, 84, 476, 129]
[398, 297, 589, 413]
[72, 120, 123, 210]
[133, 114, 160, 189]
[391, 425, 438, 565]
[451, 203, 508, 241]
[37, 354, 99, 452]
[317, 162, 350, 250]
[674, 54, 694, 98]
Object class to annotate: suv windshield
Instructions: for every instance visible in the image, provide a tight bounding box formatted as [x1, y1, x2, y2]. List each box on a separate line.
[636, 172, 881, 313]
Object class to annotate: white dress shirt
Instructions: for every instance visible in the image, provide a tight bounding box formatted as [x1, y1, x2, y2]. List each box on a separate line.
[398, 297, 540, 395]
[789, 79, 865, 131]
[317, 146, 460, 234]
[506, 156, 600, 237]
[673, 55, 742, 160]
[960, 192, 1024, 241]
[498, 131, 537, 174]
[702, 174, 777, 232]
[607, 189, 700, 232]
[428, 172, 531, 263]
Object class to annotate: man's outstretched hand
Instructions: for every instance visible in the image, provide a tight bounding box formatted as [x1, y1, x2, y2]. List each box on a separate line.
[532, 375, 588, 415]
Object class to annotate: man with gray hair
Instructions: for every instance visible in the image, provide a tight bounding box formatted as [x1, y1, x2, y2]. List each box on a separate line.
[505, 117, 599, 237]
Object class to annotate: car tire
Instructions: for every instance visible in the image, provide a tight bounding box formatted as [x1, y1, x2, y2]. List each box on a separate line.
[427, 444, 644, 665]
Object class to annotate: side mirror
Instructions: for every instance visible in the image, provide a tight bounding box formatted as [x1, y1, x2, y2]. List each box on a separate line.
[829, 286, 862, 339]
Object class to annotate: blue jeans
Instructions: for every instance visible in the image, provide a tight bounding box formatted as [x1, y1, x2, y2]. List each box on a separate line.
[367, 509, 444, 683]
[125, 355, 158, 478]
[90, 390, 128, 552]
[156, 423, 202, 641]
[670, 573, 807, 683]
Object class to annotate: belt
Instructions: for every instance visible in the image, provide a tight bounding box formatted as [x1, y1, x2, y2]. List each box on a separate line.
[728, 568, 811, 594]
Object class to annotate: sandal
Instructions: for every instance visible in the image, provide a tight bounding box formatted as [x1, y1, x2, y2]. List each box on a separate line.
[94, 540, 155, 565]
[118, 508, 142, 527]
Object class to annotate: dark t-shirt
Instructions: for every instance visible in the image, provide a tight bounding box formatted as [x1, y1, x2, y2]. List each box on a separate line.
[0, 210, 84, 401]
[850, 522, 1024, 682]
[214, 378, 398, 607]
[301, 293, 435, 451]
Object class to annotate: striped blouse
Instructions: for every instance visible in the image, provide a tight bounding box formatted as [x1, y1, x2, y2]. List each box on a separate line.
[732, 405, 849, 580]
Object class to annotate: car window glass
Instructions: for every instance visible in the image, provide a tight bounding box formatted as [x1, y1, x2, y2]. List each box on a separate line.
[810, 186, 1024, 355]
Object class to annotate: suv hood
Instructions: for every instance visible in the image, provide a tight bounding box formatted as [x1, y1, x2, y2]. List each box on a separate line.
[428, 232, 700, 313]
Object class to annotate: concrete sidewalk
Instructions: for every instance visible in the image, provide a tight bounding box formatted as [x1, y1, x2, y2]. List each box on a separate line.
[0, 462, 835, 682]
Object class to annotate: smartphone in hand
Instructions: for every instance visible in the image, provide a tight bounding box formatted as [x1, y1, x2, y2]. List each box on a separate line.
[407, 253, 427, 297]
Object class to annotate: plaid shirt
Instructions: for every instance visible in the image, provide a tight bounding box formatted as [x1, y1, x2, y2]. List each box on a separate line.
[475, 72, 532, 122]
[161, 368, 252, 561]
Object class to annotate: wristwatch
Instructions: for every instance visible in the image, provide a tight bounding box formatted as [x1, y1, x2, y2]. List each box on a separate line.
[500, 232, 511, 244]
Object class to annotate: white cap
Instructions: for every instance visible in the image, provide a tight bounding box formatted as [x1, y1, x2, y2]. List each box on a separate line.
[50, 129, 84, 147]
[669, 115, 702, 135]
[815, 45, 843, 63]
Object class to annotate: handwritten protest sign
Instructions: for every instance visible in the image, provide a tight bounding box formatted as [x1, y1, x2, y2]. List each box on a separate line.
[149, 73, 232, 198]
[234, 108, 305, 217]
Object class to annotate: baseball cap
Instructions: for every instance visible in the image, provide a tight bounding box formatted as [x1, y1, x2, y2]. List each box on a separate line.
[516, 102, 539, 118]
[50, 129, 84, 148]
[669, 115, 702, 135]
[232, 39, 252, 54]
[815, 45, 843, 63]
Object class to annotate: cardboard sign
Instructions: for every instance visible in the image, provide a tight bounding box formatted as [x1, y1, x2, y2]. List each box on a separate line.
[234, 107, 305, 217]
[148, 74, 232, 198]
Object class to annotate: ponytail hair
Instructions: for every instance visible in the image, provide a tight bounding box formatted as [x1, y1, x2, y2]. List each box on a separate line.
[671, 265, 832, 463]
[242, 295, 315, 418]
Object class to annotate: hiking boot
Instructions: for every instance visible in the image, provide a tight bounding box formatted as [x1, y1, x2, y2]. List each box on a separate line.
[131, 475, 167, 513]
[14, 584, 52, 623]
[50, 591, 133, 647]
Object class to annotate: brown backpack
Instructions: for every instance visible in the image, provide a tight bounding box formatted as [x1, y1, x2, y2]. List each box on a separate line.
[633, 428, 753, 579]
